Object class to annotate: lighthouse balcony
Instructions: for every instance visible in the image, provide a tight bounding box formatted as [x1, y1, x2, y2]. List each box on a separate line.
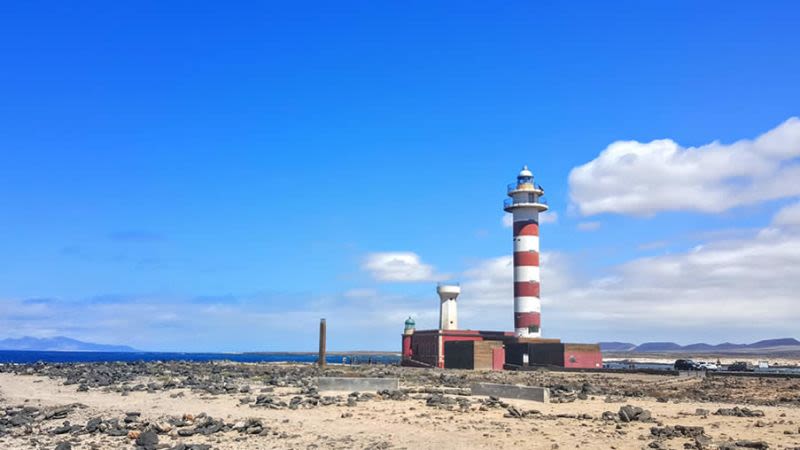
[504, 197, 548, 212]
[507, 182, 544, 195]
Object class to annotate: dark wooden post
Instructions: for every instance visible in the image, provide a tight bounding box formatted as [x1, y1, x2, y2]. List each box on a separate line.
[318, 318, 327, 367]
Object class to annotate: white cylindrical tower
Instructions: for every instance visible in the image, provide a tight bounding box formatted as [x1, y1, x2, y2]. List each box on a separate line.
[503, 165, 548, 338]
[437, 284, 460, 330]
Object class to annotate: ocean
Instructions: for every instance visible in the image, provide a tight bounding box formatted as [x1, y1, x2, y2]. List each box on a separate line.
[0, 350, 401, 365]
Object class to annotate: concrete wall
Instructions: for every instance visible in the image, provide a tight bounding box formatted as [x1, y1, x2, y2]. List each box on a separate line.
[471, 382, 549, 402]
[318, 377, 400, 392]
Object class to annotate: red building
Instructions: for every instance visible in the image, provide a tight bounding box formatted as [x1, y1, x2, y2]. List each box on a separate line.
[402, 325, 602, 370]
[403, 329, 513, 369]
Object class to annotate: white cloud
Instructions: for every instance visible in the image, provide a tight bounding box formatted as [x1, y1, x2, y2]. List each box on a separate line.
[562, 226, 800, 332]
[458, 208, 800, 341]
[773, 201, 800, 226]
[576, 221, 601, 231]
[461, 256, 512, 308]
[362, 252, 448, 282]
[502, 211, 558, 228]
[569, 117, 800, 216]
[342, 288, 378, 299]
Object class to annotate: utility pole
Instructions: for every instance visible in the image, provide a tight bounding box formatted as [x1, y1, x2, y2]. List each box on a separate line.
[318, 318, 327, 367]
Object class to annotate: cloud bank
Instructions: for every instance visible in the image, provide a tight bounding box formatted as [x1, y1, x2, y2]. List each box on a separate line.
[0, 290, 435, 352]
[459, 203, 800, 341]
[362, 252, 448, 282]
[569, 118, 800, 216]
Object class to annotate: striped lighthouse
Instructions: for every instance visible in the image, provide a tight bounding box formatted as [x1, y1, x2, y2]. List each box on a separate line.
[504, 166, 548, 338]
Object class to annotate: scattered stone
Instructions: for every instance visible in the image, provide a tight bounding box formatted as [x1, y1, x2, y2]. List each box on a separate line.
[714, 407, 765, 418]
[649, 425, 705, 438]
[135, 429, 158, 450]
[618, 405, 652, 422]
[167, 445, 212, 450]
[733, 441, 770, 449]
[51, 421, 72, 434]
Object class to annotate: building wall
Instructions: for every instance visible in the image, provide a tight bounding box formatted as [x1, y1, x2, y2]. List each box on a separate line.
[530, 343, 565, 366]
[408, 331, 602, 369]
[491, 347, 505, 371]
[444, 340, 503, 370]
[504, 342, 527, 366]
[406, 330, 514, 368]
[443, 341, 476, 369]
[410, 333, 439, 367]
[563, 344, 603, 369]
[402, 335, 413, 359]
[439, 334, 485, 368]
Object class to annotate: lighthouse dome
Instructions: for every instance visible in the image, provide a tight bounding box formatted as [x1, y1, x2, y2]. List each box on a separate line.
[518, 165, 533, 178]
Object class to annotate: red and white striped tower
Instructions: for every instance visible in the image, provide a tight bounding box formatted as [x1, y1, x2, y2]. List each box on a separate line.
[504, 166, 548, 338]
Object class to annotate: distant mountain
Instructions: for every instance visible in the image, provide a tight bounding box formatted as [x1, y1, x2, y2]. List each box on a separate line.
[603, 338, 800, 354]
[634, 342, 683, 352]
[747, 338, 800, 348]
[713, 342, 743, 350]
[682, 343, 715, 351]
[599, 342, 636, 351]
[0, 336, 138, 352]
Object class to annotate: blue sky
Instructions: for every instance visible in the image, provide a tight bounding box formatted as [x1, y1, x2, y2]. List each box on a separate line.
[2, 1, 800, 352]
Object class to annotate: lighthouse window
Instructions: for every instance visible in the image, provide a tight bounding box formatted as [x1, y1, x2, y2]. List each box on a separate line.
[528, 193, 536, 202]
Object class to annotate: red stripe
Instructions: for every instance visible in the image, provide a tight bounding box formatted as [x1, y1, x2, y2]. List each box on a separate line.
[513, 251, 539, 266]
[513, 221, 539, 236]
[514, 312, 541, 329]
[514, 281, 540, 297]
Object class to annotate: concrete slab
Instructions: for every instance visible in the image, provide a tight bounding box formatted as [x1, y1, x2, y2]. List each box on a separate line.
[317, 377, 399, 392]
[470, 382, 550, 402]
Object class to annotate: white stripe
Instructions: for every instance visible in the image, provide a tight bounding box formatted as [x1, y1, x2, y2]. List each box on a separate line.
[513, 236, 539, 252]
[514, 266, 540, 283]
[512, 209, 539, 222]
[514, 297, 541, 313]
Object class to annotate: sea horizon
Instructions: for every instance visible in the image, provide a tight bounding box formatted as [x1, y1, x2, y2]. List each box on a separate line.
[0, 349, 401, 365]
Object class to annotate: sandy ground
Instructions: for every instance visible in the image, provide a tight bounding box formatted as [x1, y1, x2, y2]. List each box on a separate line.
[2, 371, 800, 450]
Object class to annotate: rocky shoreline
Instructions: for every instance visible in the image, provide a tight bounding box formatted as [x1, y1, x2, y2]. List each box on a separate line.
[1, 361, 799, 449]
